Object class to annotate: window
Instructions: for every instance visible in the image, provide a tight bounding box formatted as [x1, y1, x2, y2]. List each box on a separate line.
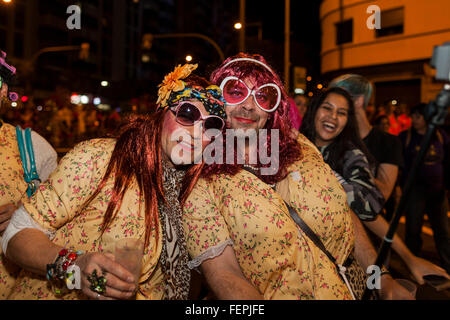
[335, 19, 353, 45]
[376, 7, 404, 38]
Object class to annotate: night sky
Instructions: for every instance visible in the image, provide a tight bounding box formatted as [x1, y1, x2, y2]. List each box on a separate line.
[230, 0, 322, 81]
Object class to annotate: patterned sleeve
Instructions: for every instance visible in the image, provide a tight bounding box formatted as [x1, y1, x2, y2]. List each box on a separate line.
[21, 139, 113, 231]
[182, 177, 233, 269]
[339, 148, 385, 221]
[31, 131, 58, 183]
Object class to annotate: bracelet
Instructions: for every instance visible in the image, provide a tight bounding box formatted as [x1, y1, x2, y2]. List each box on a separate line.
[46, 248, 84, 294]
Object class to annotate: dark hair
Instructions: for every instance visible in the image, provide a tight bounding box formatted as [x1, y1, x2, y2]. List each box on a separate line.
[374, 114, 388, 126]
[410, 103, 428, 122]
[300, 87, 375, 174]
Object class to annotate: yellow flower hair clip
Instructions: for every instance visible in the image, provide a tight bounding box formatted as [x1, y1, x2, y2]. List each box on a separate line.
[156, 63, 198, 108]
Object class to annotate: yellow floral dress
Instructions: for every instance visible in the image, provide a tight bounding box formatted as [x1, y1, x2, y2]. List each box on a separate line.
[183, 134, 355, 300]
[7, 139, 165, 300]
[0, 123, 29, 299]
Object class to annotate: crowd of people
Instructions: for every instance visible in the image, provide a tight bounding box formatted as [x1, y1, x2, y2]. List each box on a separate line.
[0, 101, 124, 152]
[0, 49, 449, 301]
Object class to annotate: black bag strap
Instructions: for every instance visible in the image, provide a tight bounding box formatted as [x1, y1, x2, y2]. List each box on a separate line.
[283, 202, 337, 264]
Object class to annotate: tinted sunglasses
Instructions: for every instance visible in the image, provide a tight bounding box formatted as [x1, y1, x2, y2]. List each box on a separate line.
[170, 102, 225, 139]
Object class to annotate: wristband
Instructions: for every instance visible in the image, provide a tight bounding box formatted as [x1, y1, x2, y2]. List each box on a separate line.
[46, 248, 84, 294]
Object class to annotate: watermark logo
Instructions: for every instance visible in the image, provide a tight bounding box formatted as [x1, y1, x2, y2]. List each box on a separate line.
[366, 265, 382, 290]
[169, 128, 280, 175]
[66, 265, 82, 290]
[366, 5, 381, 30]
[66, 5, 81, 30]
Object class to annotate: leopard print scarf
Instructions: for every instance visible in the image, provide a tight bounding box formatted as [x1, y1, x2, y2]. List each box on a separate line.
[157, 160, 190, 300]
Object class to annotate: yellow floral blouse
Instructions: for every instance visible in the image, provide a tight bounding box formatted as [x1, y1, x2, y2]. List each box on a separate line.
[183, 134, 355, 300]
[0, 123, 28, 299]
[7, 139, 164, 300]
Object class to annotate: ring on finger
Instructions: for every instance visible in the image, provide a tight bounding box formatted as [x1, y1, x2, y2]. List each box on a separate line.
[87, 269, 107, 294]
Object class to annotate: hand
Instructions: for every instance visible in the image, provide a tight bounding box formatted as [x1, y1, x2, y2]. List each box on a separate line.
[408, 255, 450, 285]
[0, 203, 17, 236]
[75, 252, 137, 300]
[290, 128, 300, 140]
[378, 274, 415, 300]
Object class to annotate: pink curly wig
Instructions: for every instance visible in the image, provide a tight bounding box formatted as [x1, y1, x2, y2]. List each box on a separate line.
[202, 53, 302, 185]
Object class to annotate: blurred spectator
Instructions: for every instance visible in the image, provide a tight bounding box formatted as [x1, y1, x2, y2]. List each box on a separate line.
[374, 114, 390, 133]
[396, 103, 412, 133]
[288, 96, 302, 130]
[85, 106, 98, 138]
[382, 101, 411, 136]
[365, 103, 377, 124]
[294, 93, 308, 117]
[399, 103, 450, 274]
[293, 93, 308, 128]
[105, 108, 122, 136]
[74, 104, 87, 142]
[387, 102, 402, 136]
[19, 107, 34, 129]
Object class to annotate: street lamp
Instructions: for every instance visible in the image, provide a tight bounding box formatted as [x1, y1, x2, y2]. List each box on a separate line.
[234, 22, 242, 30]
[239, 0, 245, 52]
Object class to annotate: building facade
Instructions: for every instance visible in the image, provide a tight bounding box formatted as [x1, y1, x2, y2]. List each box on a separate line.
[0, 0, 143, 102]
[320, 0, 450, 107]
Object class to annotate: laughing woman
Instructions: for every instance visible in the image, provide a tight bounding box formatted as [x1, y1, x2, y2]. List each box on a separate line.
[301, 88, 449, 293]
[300, 87, 385, 222]
[1, 64, 226, 300]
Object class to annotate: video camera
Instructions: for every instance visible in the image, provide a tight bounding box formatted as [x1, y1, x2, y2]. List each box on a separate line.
[423, 42, 450, 124]
[431, 41, 450, 82]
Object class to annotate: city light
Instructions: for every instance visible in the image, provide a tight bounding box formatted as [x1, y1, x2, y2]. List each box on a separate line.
[234, 22, 242, 30]
[317, 84, 323, 89]
[93, 97, 101, 105]
[306, 76, 312, 81]
[98, 104, 111, 111]
[294, 88, 304, 94]
[185, 55, 193, 62]
[11, 102, 17, 107]
[21, 96, 29, 102]
[101, 81, 109, 87]
[80, 95, 89, 104]
[70, 94, 81, 104]
[391, 99, 398, 105]
[308, 92, 314, 97]
[142, 54, 150, 63]
[2, 0, 12, 4]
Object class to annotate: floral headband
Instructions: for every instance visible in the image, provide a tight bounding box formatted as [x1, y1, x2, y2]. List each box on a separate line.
[157, 64, 226, 119]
